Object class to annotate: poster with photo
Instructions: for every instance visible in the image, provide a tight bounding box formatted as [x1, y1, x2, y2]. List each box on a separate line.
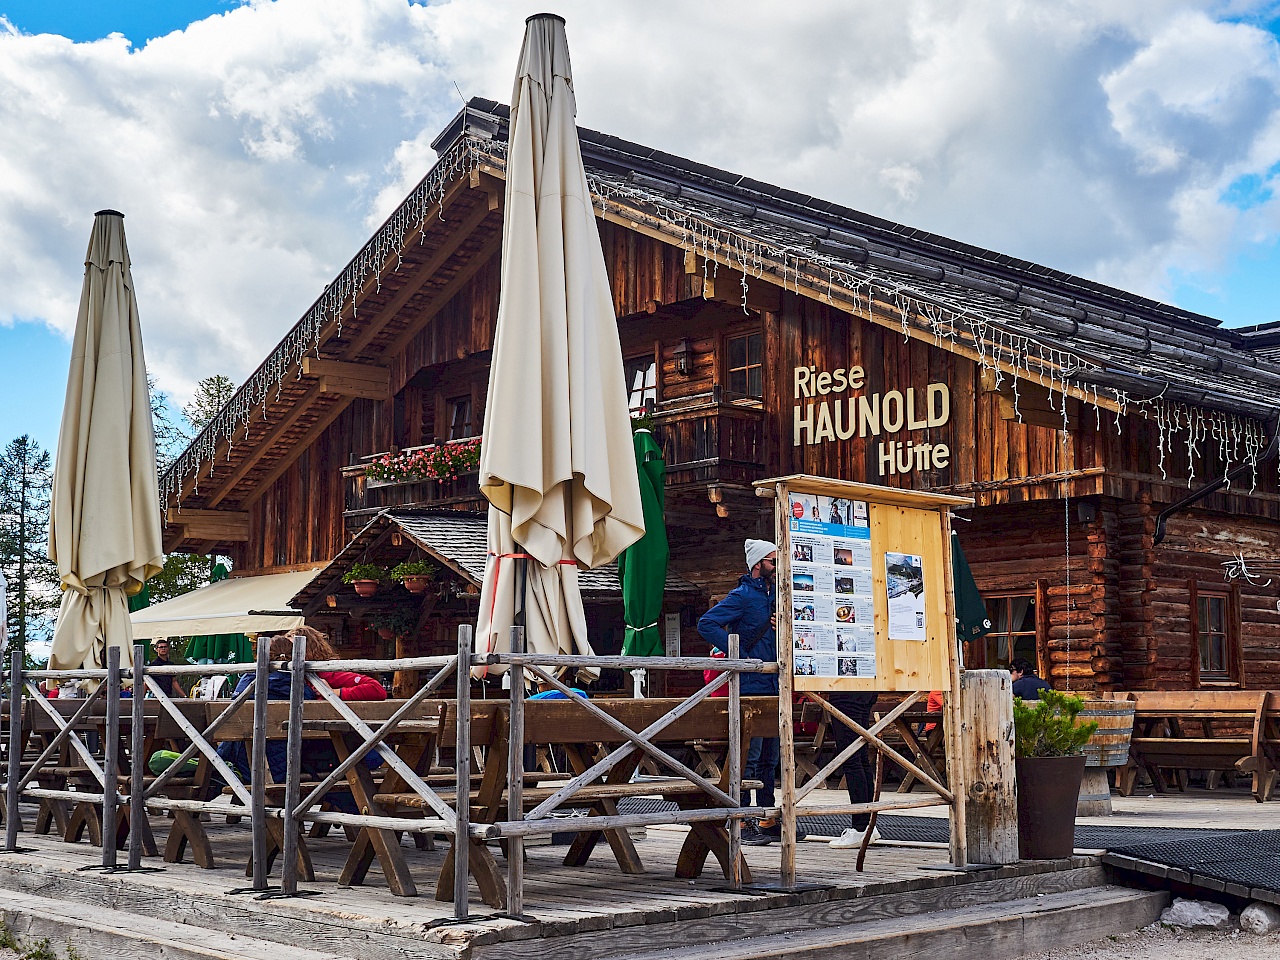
[788, 491, 876, 680]
[885, 551, 927, 641]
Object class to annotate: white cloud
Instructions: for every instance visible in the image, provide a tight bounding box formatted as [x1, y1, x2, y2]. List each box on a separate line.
[3, 0, 1280, 412]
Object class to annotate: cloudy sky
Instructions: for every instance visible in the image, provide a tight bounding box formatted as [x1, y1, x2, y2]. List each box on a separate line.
[3, 0, 1280, 456]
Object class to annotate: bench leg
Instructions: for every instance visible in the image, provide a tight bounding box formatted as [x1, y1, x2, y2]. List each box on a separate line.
[65, 802, 102, 847]
[436, 839, 505, 909]
[166, 811, 215, 868]
[250, 819, 315, 882]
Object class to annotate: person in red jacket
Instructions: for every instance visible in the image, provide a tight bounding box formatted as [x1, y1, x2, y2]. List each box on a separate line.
[292, 626, 387, 701]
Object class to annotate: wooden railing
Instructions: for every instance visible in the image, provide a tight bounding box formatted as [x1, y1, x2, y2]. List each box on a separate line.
[652, 396, 767, 486]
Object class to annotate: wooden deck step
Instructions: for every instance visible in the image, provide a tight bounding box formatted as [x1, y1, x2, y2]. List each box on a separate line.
[0, 884, 355, 960]
[597, 886, 1168, 960]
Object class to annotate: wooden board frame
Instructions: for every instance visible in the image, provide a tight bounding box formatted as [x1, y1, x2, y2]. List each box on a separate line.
[756, 474, 975, 878]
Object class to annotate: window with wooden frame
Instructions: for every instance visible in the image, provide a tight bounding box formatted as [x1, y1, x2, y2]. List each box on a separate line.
[446, 395, 473, 440]
[1191, 583, 1240, 685]
[725, 331, 763, 400]
[624, 355, 656, 416]
[979, 593, 1039, 671]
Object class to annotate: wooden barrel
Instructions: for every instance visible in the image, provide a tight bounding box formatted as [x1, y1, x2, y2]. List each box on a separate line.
[1079, 699, 1135, 769]
[1076, 767, 1113, 816]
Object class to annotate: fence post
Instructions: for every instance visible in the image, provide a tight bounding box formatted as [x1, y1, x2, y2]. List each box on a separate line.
[506, 625, 525, 917]
[958, 669, 1018, 865]
[453, 624, 472, 920]
[251, 630, 270, 890]
[102, 646, 122, 868]
[727, 633, 742, 889]
[280, 635, 307, 896]
[4, 650, 23, 850]
[127, 644, 146, 870]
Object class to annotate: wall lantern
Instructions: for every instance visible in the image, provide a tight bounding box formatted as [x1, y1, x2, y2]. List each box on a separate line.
[674, 338, 693, 376]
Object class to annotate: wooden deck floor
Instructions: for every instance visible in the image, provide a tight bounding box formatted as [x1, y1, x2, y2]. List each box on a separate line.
[0, 807, 1098, 958]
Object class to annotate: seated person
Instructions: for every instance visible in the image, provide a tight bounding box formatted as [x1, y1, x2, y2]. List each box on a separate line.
[1010, 658, 1051, 700]
[214, 629, 385, 812]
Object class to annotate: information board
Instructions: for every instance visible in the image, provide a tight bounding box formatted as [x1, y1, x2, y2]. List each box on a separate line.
[787, 491, 877, 680]
[762, 475, 972, 694]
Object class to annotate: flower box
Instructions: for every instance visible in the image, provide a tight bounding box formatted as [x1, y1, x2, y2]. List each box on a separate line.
[365, 437, 482, 488]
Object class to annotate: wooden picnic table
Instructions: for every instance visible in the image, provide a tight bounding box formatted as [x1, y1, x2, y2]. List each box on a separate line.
[214, 695, 776, 906]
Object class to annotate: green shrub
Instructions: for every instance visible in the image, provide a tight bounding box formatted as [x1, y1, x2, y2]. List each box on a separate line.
[1013, 688, 1098, 758]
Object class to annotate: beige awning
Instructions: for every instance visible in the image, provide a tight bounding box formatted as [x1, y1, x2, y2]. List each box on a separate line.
[130, 569, 320, 639]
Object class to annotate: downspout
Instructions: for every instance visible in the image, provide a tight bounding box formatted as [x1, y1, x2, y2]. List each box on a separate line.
[1152, 412, 1280, 546]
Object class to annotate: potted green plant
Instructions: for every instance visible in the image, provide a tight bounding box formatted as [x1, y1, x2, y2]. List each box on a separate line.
[1013, 689, 1099, 859]
[390, 559, 437, 595]
[367, 607, 419, 640]
[343, 562, 388, 598]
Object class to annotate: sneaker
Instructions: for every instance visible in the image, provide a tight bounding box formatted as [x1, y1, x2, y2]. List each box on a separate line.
[740, 820, 772, 846]
[829, 826, 882, 849]
[761, 820, 808, 842]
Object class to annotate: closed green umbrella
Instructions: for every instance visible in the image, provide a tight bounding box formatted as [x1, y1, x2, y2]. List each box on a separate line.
[952, 531, 992, 645]
[185, 563, 253, 664]
[618, 428, 667, 657]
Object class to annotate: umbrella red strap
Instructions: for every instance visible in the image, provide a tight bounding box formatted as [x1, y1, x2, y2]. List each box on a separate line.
[482, 552, 579, 651]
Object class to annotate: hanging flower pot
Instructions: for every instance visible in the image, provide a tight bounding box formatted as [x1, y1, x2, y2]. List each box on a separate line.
[344, 563, 388, 598]
[390, 560, 437, 596]
[377, 627, 395, 640]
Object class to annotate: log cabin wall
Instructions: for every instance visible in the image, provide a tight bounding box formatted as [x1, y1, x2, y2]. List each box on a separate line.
[218, 210, 1280, 696]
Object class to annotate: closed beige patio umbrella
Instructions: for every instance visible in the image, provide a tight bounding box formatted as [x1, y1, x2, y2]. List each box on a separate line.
[48, 210, 164, 671]
[477, 14, 645, 662]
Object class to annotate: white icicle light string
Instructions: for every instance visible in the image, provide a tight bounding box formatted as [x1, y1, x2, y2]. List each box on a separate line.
[162, 137, 1275, 511]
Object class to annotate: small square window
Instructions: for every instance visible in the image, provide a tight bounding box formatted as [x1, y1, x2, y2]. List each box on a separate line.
[1196, 593, 1232, 680]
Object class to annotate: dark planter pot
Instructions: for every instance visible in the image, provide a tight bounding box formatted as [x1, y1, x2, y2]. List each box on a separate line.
[1016, 754, 1085, 860]
[352, 580, 379, 598]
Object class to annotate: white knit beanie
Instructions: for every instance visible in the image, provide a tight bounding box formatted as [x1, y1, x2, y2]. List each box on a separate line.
[745, 539, 776, 571]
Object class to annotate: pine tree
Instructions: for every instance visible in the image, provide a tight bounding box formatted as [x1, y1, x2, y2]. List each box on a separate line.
[183, 375, 235, 434]
[0, 436, 58, 662]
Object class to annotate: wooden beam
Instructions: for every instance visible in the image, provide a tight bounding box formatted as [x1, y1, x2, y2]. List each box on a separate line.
[317, 375, 389, 401]
[172, 518, 251, 542]
[165, 508, 250, 541]
[301, 358, 389, 385]
[204, 383, 324, 509]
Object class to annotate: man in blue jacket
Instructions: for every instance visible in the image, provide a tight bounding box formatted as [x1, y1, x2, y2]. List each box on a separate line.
[698, 539, 803, 845]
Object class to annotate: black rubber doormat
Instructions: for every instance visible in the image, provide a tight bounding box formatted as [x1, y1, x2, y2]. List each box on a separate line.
[616, 798, 1253, 849]
[1103, 829, 1280, 902]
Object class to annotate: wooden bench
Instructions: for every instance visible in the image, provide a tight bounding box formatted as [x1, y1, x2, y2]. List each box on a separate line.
[1114, 690, 1277, 802]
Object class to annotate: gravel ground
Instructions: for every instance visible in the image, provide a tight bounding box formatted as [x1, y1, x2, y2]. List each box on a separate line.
[1024, 922, 1280, 959]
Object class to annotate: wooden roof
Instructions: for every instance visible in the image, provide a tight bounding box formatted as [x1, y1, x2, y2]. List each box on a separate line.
[162, 98, 1280, 535]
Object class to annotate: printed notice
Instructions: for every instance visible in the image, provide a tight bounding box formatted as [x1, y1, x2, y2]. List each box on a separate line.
[789, 493, 876, 679]
[885, 551, 927, 642]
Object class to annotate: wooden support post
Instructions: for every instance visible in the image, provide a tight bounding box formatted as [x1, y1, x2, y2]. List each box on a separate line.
[5, 651, 22, 849]
[506, 626, 525, 917]
[453, 625, 472, 920]
[102, 646, 122, 868]
[942, 511, 970, 869]
[774, 481, 798, 888]
[251, 632, 270, 890]
[958, 669, 1018, 865]
[280, 636, 307, 896]
[127, 645, 146, 870]
[727, 633, 742, 889]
